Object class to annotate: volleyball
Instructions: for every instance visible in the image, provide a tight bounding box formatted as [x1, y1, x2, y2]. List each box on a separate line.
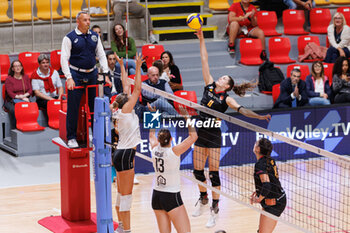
[186, 13, 203, 30]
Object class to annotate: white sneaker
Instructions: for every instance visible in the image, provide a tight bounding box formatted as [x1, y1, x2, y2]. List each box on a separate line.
[114, 225, 124, 233]
[133, 176, 140, 185]
[67, 139, 79, 148]
[149, 34, 158, 44]
[206, 207, 219, 228]
[192, 198, 208, 217]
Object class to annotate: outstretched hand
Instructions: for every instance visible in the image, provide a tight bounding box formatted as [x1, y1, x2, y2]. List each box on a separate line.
[147, 102, 156, 112]
[194, 28, 204, 40]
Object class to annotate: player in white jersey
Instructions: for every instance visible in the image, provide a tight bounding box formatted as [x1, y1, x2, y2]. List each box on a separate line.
[111, 53, 143, 233]
[149, 107, 198, 233]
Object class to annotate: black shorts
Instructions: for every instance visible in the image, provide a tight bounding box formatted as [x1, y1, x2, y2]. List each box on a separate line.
[152, 190, 183, 212]
[195, 126, 222, 148]
[112, 148, 135, 172]
[261, 194, 287, 217]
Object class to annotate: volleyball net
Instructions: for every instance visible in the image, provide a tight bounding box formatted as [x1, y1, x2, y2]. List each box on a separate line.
[135, 81, 350, 233]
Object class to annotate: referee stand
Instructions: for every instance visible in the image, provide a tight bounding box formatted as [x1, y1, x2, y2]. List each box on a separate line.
[38, 74, 117, 232]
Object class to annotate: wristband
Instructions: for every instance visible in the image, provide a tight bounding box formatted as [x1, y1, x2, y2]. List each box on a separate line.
[237, 106, 244, 113]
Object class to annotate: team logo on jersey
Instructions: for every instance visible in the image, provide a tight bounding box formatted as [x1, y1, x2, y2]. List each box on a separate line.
[220, 95, 224, 100]
[74, 38, 79, 43]
[143, 110, 161, 129]
[91, 35, 98, 42]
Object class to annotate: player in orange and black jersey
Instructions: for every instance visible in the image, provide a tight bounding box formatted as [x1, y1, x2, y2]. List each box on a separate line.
[251, 138, 286, 233]
[192, 29, 272, 228]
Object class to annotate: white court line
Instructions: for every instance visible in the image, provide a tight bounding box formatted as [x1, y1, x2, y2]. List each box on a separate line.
[0, 208, 61, 217]
[135, 152, 313, 233]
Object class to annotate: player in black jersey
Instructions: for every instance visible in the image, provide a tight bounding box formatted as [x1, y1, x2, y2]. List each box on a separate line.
[250, 138, 286, 233]
[192, 29, 271, 228]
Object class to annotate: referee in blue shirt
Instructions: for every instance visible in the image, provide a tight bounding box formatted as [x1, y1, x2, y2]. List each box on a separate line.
[60, 11, 109, 148]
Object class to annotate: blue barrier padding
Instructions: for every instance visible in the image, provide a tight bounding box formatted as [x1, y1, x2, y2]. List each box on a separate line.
[93, 97, 114, 233]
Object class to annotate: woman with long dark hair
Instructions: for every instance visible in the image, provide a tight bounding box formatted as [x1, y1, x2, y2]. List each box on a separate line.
[192, 29, 271, 228]
[250, 138, 286, 233]
[111, 53, 143, 233]
[4, 60, 33, 128]
[149, 107, 197, 233]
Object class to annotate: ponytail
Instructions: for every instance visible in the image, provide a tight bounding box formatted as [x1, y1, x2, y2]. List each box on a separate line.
[227, 76, 257, 97]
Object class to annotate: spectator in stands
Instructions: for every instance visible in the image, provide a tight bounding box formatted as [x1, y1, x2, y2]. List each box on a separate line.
[140, 66, 178, 116]
[111, 23, 145, 76]
[324, 13, 350, 63]
[104, 51, 123, 99]
[283, 0, 315, 10]
[111, 0, 158, 44]
[305, 61, 331, 106]
[227, 0, 267, 60]
[274, 68, 308, 108]
[4, 60, 33, 128]
[31, 54, 64, 113]
[161, 51, 183, 92]
[332, 56, 350, 103]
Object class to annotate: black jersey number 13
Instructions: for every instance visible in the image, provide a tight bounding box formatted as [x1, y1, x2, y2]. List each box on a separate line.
[155, 158, 164, 173]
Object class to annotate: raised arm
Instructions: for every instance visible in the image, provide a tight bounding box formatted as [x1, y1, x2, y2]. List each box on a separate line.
[195, 29, 214, 86]
[122, 53, 143, 113]
[226, 97, 271, 121]
[172, 106, 198, 156]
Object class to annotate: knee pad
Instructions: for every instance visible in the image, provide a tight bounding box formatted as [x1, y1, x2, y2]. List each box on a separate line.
[115, 193, 121, 207]
[209, 171, 221, 187]
[119, 194, 133, 212]
[193, 169, 206, 182]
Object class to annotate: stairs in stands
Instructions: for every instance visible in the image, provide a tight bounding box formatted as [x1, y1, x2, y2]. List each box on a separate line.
[139, 0, 217, 41]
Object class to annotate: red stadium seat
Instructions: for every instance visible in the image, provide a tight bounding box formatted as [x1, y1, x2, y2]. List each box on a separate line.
[15, 102, 45, 132]
[50, 50, 61, 72]
[0, 54, 10, 82]
[323, 63, 334, 85]
[286, 64, 310, 80]
[174, 90, 198, 115]
[298, 35, 321, 63]
[283, 10, 309, 35]
[141, 44, 165, 68]
[239, 38, 263, 66]
[47, 99, 61, 129]
[310, 8, 332, 34]
[269, 37, 296, 64]
[337, 7, 350, 26]
[18, 52, 40, 77]
[272, 84, 280, 104]
[256, 11, 282, 37]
